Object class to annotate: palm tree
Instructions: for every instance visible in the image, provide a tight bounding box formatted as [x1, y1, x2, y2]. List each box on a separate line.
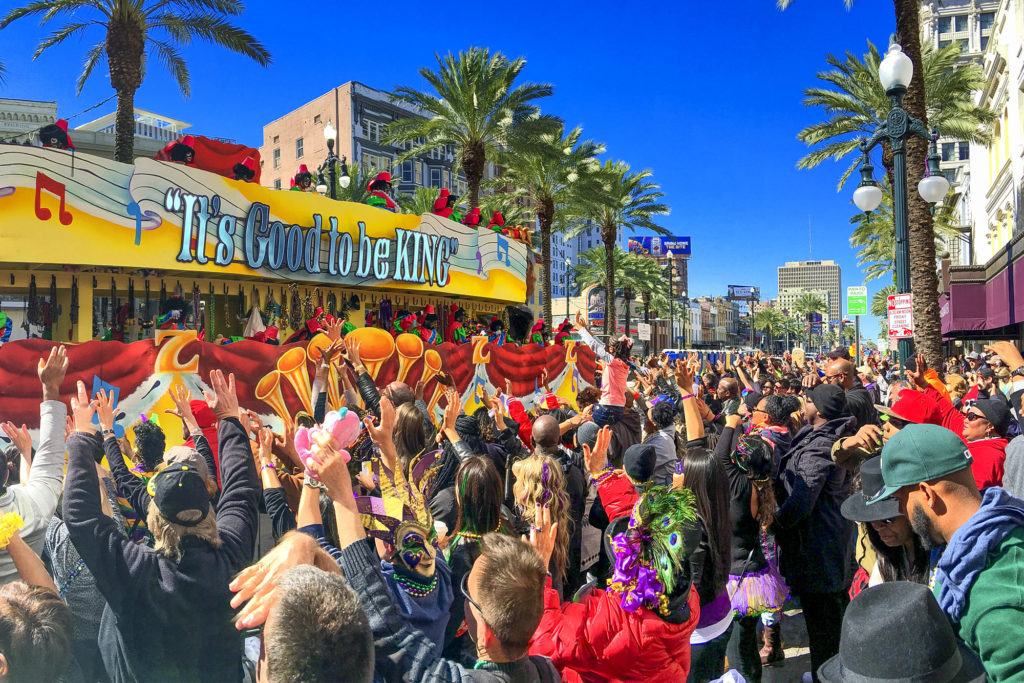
[754, 308, 787, 352]
[385, 47, 560, 209]
[2, 1, 271, 163]
[569, 161, 670, 335]
[849, 179, 962, 282]
[492, 125, 602, 334]
[792, 293, 827, 352]
[572, 246, 665, 339]
[397, 186, 443, 216]
[477, 194, 531, 230]
[780, 317, 803, 353]
[796, 40, 992, 188]
[784, 0, 989, 366]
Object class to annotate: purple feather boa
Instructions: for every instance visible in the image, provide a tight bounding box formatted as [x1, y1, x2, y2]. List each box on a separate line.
[609, 530, 664, 613]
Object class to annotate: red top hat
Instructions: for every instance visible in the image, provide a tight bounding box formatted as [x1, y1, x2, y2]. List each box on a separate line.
[423, 304, 436, 315]
[242, 156, 257, 171]
[366, 171, 392, 192]
[265, 325, 279, 340]
[289, 176, 296, 187]
[463, 207, 482, 226]
[180, 135, 196, 148]
[297, 164, 310, 175]
[488, 211, 505, 229]
[55, 119, 75, 149]
[532, 319, 545, 332]
[432, 193, 449, 213]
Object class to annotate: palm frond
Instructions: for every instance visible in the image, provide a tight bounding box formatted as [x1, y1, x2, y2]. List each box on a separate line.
[75, 40, 105, 94]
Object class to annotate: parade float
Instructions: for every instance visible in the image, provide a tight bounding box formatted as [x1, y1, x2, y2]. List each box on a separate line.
[0, 143, 594, 440]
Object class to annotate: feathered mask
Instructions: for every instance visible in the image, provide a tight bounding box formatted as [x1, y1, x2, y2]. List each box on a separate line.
[357, 449, 442, 544]
[609, 486, 698, 616]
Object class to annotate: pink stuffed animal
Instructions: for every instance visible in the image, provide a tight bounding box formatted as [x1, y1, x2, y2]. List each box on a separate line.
[294, 408, 362, 479]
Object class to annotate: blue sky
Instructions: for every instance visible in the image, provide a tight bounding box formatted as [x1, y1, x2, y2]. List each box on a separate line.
[1, 0, 898, 338]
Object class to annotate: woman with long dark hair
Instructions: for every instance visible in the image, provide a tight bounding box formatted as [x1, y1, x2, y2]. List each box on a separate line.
[715, 431, 790, 683]
[680, 447, 734, 682]
[841, 456, 930, 586]
[394, 402, 427, 476]
[442, 455, 516, 665]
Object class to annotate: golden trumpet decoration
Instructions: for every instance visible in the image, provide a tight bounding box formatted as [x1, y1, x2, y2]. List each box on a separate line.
[277, 347, 313, 414]
[420, 348, 442, 386]
[395, 333, 423, 385]
[255, 370, 290, 422]
[347, 327, 395, 380]
[305, 335, 343, 410]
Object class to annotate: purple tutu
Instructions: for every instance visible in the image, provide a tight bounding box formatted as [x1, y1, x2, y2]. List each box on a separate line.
[726, 562, 790, 617]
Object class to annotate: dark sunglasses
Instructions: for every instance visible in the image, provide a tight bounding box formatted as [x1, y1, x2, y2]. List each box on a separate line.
[881, 414, 909, 430]
[460, 572, 483, 615]
[964, 412, 988, 423]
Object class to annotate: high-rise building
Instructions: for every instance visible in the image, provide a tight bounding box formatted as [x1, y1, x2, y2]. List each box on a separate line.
[259, 81, 466, 194]
[777, 260, 842, 323]
[549, 223, 629, 300]
[920, 0, 998, 266]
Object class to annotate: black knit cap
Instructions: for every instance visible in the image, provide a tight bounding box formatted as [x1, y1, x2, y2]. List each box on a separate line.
[623, 443, 656, 483]
[149, 463, 210, 527]
[808, 384, 847, 421]
[455, 414, 479, 439]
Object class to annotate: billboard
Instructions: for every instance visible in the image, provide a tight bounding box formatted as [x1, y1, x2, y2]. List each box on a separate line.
[728, 285, 760, 300]
[628, 235, 691, 257]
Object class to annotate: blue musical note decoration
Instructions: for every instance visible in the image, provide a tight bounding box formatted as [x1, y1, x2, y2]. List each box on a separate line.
[127, 201, 144, 245]
[495, 234, 511, 267]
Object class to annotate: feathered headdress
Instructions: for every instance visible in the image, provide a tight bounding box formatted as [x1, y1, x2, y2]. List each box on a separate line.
[357, 449, 442, 543]
[609, 486, 699, 616]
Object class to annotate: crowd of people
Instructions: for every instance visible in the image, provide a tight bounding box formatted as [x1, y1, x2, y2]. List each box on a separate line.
[1, 317, 1023, 682]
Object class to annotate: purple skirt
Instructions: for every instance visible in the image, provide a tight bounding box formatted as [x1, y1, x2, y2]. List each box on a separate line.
[727, 562, 790, 617]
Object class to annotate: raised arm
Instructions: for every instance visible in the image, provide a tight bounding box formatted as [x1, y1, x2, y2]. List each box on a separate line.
[676, 357, 706, 444]
[64, 382, 150, 614]
[19, 346, 69, 539]
[204, 370, 259, 569]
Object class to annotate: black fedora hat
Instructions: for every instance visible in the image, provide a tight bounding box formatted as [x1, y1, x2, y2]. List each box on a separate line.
[841, 456, 901, 523]
[819, 581, 985, 682]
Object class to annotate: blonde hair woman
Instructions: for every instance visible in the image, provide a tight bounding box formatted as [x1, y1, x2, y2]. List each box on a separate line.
[512, 454, 572, 588]
[945, 373, 968, 406]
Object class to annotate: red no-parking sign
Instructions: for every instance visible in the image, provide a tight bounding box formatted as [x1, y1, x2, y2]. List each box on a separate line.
[887, 293, 914, 339]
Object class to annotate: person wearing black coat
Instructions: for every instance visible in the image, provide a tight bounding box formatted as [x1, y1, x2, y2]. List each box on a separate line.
[63, 372, 259, 683]
[772, 383, 855, 683]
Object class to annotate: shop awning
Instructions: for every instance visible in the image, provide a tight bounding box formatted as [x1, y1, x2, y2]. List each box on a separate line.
[940, 282, 988, 335]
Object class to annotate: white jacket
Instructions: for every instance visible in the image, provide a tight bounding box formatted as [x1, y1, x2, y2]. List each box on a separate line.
[0, 400, 67, 585]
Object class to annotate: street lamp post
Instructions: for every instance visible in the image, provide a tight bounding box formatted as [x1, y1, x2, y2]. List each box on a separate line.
[681, 289, 688, 350]
[665, 250, 675, 348]
[316, 121, 351, 199]
[564, 257, 571, 323]
[853, 43, 950, 369]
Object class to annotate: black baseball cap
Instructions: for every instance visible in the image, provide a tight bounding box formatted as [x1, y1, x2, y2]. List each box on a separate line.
[147, 462, 211, 526]
[975, 399, 1012, 438]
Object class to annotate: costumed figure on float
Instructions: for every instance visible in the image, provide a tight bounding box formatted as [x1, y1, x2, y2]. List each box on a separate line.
[233, 156, 257, 182]
[38, 119, 74, 150]
[531, 319, 548, 346]
[366, 172, 397, 212]
[393, 310, 416, 339]
[554, 318, 573, 346]
[157, 297, 191, 331]
[285, 306, 330, 344]
[486, 211, 504, 233]
[446, 306, 470, 345]
[487, 317, 506, 347]
[290, 165, 314, 192]
[462, 207, 482, 229]
[416, 305, 439, 344]
[163, 135, 196, 165]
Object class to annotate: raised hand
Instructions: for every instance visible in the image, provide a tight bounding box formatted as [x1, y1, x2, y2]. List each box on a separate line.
[442, 389, 461, 434]
[904, 353, 929, 389]
[166, 384, 199, 432]
[203, 369, 240, 421]
[414, 379, 426, 402]
[524, 503, 558, 570]
[985, 341, 1024, 373]
[257, 427, 274, 467]
[574, 310, 587, 331]
[38, 345, 68, 402]
[582, 425, 612, 477]
[306, 430, 354, 503]
[362, 396, 397, 449]
[69, 380, 98, 434]
[0, 422, 32, 458]
[95, 389, 116, 432]
[340, 338, 363, 370]
[324, 317, 345, 342]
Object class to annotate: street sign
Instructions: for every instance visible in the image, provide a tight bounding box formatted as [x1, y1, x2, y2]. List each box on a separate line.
[847, 286, 868, 316]
[637, 322, 651, 341]
[887, 293, 914, 339]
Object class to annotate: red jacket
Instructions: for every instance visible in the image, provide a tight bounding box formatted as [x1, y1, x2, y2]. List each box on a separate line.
[922, 387, 1007, 489]
[596, 472, 639, 521]
[529, 576, 700, 682]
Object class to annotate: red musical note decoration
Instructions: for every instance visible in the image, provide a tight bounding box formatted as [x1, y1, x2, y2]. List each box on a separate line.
[34, 171, 73, 226]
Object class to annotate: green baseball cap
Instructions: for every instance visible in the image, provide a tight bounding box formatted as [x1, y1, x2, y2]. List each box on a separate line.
[868, 424, 973, 505]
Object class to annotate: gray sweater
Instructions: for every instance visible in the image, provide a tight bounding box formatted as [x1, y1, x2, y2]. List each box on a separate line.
[0, 400, 66, 585]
